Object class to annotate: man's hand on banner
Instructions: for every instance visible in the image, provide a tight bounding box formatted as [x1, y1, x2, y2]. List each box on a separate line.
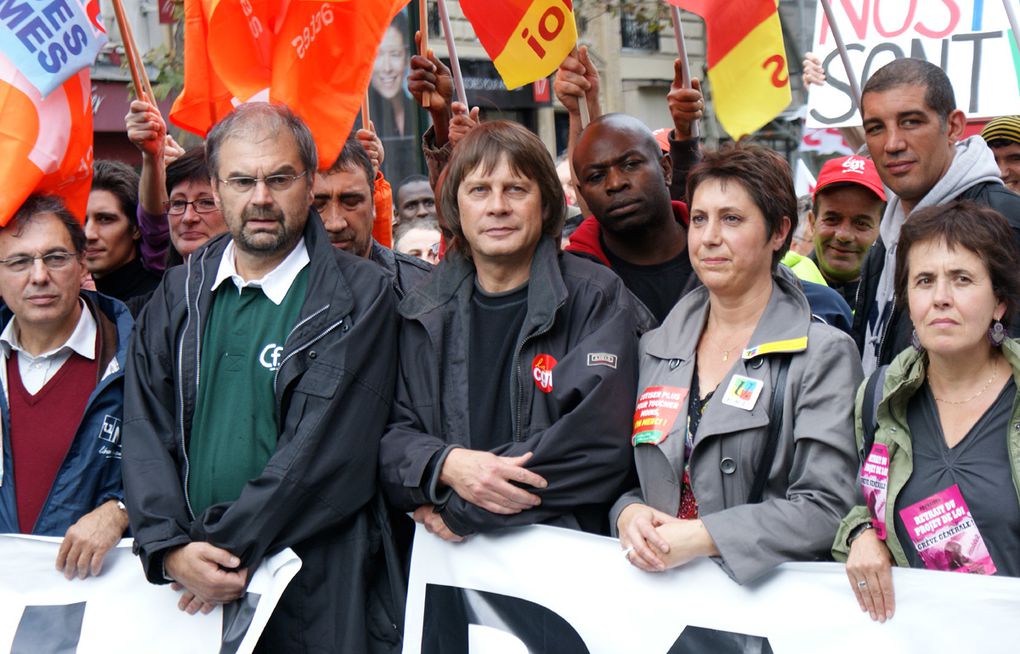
[164, 542, 248, 613]
[126, 100, 167, 160]
[667, 60, 704, 142]
[56, 499, 130, 579]
[413, 505, 463, 542]
[439, 449, 548, 514]
[449, 102, 481, 148]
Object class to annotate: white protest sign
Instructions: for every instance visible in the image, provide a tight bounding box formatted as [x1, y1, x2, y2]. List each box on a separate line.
[404, 523, 1020, 653]
[0, 536, 300, 653]
[806, 1, 1020, 127]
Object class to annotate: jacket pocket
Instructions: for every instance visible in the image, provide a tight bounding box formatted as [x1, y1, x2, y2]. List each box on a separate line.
[294, 363, 344, 399]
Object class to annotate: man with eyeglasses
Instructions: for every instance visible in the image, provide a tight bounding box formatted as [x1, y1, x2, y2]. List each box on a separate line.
[122, 103, 399, 652]
[313, 136, 431, 297]
[0, 195, 133, 580]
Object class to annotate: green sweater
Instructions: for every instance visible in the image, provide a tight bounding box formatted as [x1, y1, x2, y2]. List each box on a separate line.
[187, 270, 309, 515]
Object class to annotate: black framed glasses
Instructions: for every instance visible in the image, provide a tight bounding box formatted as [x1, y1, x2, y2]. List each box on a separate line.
[218, 171, 307, 193]
[163, 198, 219, 215]
[0, 251, 77, 273]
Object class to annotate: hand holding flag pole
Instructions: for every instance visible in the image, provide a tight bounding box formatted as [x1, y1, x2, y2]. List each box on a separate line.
[669, 5, 699, 139]
[818, 0, 861, 111]
[111, 0, 156, 106]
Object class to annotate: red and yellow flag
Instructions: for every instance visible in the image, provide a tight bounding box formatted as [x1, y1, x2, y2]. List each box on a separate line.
[0, 64, 94, 225]
[668, 0, 790, 138]
[170, 0, 408, 171]
[460, 0, 577, 90]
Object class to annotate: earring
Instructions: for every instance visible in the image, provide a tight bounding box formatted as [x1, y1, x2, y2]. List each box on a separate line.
[988, 320, 1007, 347]
[911, 329, 923, 352]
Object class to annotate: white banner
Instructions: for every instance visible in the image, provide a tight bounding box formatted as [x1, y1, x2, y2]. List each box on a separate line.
[0, 536, 300, 653]
[404, 524, 1020, 653]
[806, 1, 1020, 127]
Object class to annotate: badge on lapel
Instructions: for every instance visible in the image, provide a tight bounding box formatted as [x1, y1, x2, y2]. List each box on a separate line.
[632, 386, 688, 446]
[721, 375, 763, 411]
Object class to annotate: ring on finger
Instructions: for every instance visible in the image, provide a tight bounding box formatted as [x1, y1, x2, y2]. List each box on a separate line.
[857, 579, 868, 589]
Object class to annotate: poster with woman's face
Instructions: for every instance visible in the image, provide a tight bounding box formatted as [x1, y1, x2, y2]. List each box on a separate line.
[369, 7, 424, 185]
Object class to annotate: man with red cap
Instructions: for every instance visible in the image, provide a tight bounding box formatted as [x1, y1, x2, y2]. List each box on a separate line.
[806, 155, 886, 305]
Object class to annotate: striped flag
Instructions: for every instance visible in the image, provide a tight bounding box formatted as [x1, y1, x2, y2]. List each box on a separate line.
[459, 0, 577, 90]
[668, 0, 790, 138]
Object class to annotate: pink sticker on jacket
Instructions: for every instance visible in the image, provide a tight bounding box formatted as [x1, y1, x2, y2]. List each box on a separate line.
[860, 443, 889, 539]
[898, 484, 996, 575]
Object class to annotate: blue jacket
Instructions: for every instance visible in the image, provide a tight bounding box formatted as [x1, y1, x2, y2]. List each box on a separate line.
[0, 291, 133, 535]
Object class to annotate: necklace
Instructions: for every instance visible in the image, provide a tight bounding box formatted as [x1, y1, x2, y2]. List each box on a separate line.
[932, 361, 1000, 405]
[721, 345, 738, 362]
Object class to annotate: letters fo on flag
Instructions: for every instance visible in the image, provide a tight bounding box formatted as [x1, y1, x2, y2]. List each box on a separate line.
[170, 0, 409, 171]
[460, 0, 577, 90]
[668, 0, 790, 139]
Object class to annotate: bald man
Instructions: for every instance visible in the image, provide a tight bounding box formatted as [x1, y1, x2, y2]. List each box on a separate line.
[566, 113, 695, 324]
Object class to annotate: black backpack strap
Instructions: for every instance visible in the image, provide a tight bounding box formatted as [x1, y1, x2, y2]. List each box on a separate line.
[861, 365, 888, 461]
[747, 355, 791, 504]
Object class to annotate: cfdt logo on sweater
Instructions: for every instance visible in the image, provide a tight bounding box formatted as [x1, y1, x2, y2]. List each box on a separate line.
[531, 354, 557, 393]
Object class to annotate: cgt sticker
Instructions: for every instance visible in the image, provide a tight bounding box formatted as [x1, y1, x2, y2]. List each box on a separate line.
[531, 354, 557, 393]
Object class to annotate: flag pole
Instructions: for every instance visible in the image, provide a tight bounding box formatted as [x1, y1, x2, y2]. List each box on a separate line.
[669, 5, 700, 139]
[419, 1, 430, 107]
[112, 0, 155, 105]
[437, 0, 467, 106]
[362, 93, 371, 131]
[819, 0, 861, 110]
[1003, 0, 1020, 53]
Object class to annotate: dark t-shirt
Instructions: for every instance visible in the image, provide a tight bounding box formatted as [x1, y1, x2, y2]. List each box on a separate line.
[602, 236, 693, 324]
[895, 379, 1020, 576]
[468, 282, 529, 452]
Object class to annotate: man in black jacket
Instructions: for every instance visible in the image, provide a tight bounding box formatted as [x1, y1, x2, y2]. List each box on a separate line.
[313, 136, 431, 298]
[379, 121, 639, 541]
[853, 59, 1020, 372]
[122, 104, 399, 652]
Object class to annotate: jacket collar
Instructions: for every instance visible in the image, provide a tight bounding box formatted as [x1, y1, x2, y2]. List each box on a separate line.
[644, 265, 811, 361]
[194, 210, 354, 328]
[399, 236, 566, 332]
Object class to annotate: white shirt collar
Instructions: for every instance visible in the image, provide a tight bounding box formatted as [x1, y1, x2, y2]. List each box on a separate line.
[0, 299, 97, 360]
[210, 238, 310, 305]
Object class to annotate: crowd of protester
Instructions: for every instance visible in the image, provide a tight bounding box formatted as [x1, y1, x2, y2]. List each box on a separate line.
[3, 38, 1020, 652]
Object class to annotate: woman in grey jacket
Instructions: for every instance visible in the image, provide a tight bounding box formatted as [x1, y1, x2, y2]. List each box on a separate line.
[612, 143, 862, 584]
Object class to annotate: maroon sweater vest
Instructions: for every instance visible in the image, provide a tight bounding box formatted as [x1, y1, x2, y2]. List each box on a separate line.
[7, 350, 97, 533]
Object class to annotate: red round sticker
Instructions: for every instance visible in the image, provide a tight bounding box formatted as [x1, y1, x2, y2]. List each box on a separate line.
[531, 354, 557, 393]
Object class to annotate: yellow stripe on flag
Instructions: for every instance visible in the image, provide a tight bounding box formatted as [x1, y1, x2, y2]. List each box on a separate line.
[493, 0, 577, 90]
[708, 9, 790, 138]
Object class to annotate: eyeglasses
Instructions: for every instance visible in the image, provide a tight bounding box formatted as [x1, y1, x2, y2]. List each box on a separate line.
[163, 197, 219, 215]
[218, 172, 307, 193]
[0, 251, 77, 273]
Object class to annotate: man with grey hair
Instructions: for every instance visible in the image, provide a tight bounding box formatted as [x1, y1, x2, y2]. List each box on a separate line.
[122, 103, 399, 652]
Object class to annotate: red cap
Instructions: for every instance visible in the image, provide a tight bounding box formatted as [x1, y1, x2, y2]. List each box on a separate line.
[813, 155, 886, 202]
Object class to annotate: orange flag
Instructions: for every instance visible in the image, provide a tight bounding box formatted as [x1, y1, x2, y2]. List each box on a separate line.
[667, 0, 790, 138]
[170, 0, 409, 171]
[0, 63, 95, 226]
[459, 0, 577, 90]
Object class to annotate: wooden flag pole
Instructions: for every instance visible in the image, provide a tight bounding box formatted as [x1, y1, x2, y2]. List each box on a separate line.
[419, 0, 430, 107]
[437, 0, 467, 106]
[819, 0, 862, 110]
[362, 93, 371, 131]
[669, 5, 700, 139]
[112, 0, 155, 104]
[1003, 0, 1020, 53]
